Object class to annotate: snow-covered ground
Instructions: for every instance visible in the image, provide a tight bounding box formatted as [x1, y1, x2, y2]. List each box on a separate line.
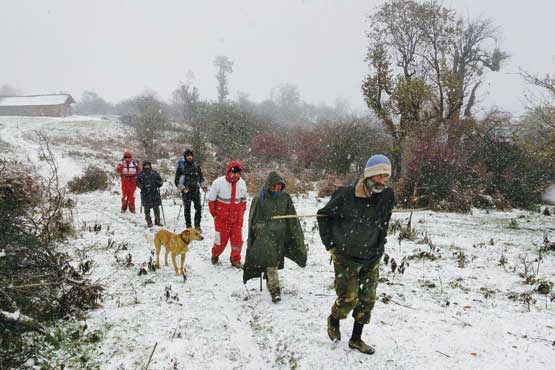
[1, 116, 554, 370]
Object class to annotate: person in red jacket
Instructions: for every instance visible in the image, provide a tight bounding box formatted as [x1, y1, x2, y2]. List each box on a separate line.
[207, 161, 248, 268]
[116, 151, 141, 213]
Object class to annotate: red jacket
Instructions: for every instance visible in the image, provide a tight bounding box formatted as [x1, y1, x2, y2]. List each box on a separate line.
[116, 159, 141, 188]
[207, 161, 247, 222]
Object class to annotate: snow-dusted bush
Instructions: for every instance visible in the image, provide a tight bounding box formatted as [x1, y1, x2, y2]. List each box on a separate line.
[0, 158, 103, 369]
[68, 165, 110, 193]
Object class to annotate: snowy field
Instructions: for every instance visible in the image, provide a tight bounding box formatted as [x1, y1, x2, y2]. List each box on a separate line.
[1, 116, 554, 370]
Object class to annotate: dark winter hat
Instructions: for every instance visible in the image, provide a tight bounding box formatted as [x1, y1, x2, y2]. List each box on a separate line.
[183, 149, 194, 157]
[364, 154, 391, 179]
[142, 160, 152, 168]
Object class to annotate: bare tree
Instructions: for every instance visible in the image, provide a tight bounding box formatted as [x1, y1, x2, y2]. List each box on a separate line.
[214, 55, 234, 104]
[123, 95, 169, 158]
[171, 82, 208, 162]
[0, 84, 22, 96]
[74, 90, 113, 115]
[521, 70, 555, 129]
[172, 83, 200, 125]
[362, 0, 508, 178]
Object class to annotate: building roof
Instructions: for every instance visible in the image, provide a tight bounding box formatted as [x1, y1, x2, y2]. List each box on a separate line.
[0, 94, 75, 107]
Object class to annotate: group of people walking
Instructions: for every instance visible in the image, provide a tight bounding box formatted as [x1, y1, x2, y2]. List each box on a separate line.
[115, 150, 395, 355]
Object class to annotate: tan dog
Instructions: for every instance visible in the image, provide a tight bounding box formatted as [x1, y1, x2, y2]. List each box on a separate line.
[154, 228, 204, 277]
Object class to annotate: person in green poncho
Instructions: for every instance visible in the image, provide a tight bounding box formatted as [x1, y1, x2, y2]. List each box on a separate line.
[243, 171, 306, 303]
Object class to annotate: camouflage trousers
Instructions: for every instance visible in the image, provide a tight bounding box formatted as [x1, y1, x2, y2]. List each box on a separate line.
[331, 253, 380, 324]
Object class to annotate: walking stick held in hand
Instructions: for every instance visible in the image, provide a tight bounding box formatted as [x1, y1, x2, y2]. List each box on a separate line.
[157, 188, 166, 226]
[174, 188, 183, 232]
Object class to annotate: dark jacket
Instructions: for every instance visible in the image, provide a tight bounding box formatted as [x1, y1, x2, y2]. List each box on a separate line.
[136, 169, 163, 208]
[317, 181, 395, 263]
[243, 172, 306, 283]
[174, 159, 204, 192]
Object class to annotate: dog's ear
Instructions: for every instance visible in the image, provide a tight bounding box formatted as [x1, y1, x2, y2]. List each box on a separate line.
[181, 229, 191, 242]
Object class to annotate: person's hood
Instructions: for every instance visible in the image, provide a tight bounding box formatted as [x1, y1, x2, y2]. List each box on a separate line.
[226, 160, 244, 174]
[262, 171, 285, 196]
[259, 171, 285, 203]
[225, 160, 244, 183]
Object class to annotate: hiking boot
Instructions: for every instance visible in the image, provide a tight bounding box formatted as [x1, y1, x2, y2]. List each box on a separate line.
[348, 339, 375, 355]
[270, 289, 281, 303]
[147, 220, 153, 228]
[327, 315, 341, 342]
[231, 261, 243, 269]
[155, 221, 163, 226]
[211, 255, 219, 265]
[195, 226, 202, 233]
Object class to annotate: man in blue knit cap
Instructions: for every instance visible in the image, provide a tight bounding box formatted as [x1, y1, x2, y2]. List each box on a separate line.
[317, 154, 395, 355]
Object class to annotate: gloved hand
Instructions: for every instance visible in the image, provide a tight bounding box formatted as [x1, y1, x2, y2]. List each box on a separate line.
[178, 184, 189, 194]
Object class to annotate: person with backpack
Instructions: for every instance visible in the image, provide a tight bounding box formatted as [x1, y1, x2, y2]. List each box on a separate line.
[174, 149, 206, 232]
[136, 160, 163, 227]
[116, 151, 141, 213]
[317, 154, 395, 355]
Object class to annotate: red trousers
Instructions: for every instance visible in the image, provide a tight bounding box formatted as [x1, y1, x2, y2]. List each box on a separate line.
[121, 182, 136, 212]
[211, 216, 243, 263]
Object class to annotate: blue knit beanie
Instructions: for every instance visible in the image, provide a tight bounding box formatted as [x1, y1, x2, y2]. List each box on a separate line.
[364, 154, 392, 179]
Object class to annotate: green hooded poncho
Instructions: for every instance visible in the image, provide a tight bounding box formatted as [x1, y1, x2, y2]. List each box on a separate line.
[242, 172, 306, 283]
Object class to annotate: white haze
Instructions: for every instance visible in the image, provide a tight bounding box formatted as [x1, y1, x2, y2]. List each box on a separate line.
[0, 0, 553, 112]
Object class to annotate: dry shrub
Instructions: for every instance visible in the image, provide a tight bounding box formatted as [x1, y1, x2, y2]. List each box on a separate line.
[201, 159, 224, 184]
[244, 167, 312, 195]
[397, 138, 477, 212]
[282, 173, 313, 194]
[250, 132, 288, 160]
[246, 171, 266, 195]
[317, 174, 345, 198]
[68, 165, 110, 193]
[1, 158, 103, 369]
[156, 158, 176, 180]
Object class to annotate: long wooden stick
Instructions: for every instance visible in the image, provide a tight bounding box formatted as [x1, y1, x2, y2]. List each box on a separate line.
[271, 214, 325, 220]
[270, 207, 430, 220]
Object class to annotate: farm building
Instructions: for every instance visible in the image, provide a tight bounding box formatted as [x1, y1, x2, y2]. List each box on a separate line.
[0, 94, 75, 117]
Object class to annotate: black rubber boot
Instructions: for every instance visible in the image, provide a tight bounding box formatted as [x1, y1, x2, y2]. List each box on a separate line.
[348, 322, 375, 355]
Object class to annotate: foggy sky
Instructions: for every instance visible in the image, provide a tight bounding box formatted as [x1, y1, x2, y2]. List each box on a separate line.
[1, 0, 553, 115]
